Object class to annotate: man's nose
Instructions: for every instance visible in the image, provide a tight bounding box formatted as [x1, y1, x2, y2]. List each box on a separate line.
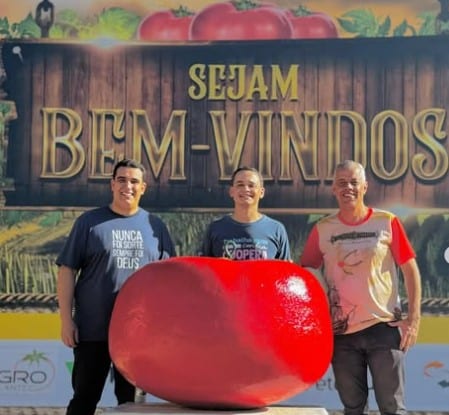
[341, 181, 355, 189]
[122, 179, 134, 187]
[241, 184, 253, 190]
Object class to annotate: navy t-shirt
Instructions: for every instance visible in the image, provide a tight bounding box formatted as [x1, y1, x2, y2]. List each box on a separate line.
[56, 206, 175, 341]
[200, 214, 291, 260]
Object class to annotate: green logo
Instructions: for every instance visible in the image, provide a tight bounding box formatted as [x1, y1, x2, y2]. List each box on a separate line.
[65, 361, 74, 374]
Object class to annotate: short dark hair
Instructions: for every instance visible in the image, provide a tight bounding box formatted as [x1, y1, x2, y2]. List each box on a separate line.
[231, 166, 264, 186]
[112, 159, 146, 179]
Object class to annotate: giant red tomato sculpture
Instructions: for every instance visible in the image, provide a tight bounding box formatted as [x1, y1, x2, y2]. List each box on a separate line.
[109, 257, 332, 409]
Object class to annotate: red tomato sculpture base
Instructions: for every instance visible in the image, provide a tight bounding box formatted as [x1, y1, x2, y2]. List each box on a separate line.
[109, 257, 333, 409]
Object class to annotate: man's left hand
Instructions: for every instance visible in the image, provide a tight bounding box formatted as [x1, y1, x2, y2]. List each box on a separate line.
[388, 318, 420, 352]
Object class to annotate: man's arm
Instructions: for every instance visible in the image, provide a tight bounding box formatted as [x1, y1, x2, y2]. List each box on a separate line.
[198, 224, 214, 257]
[389, 258, 422, 352]
[57, 265, 78, 348]
[299, 225, 323, 268]
[160, 222, 177, 258]
[277, 224, 292, 261]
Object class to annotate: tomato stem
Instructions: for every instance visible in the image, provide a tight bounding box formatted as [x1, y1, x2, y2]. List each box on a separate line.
[172, 5, 195, 17]
[232, 0, 260, 11]
[291, 5, 313, 17]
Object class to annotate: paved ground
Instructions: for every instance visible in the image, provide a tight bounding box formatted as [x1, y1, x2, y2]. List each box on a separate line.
[1, 409, 103, 415]
[1, 409, 447, 415]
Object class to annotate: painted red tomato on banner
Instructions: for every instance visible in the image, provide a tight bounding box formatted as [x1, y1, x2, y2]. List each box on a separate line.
[189, 0, 293, 41]
[109, 257, 333, 409]
[285, 6, 338, 39]
[137, 6, 195, 41]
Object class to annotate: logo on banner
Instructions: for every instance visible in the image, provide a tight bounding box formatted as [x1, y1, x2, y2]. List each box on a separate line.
[423, 360, 449, 389]
[0, 349, 56, 392]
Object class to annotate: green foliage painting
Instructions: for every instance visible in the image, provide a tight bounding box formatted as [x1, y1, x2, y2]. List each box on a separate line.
[1, 210, 448, 303]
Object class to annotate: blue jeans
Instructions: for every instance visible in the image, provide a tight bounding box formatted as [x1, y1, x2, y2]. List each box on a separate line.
[332, 322, 406, 415]
[66, 341, 135, 415]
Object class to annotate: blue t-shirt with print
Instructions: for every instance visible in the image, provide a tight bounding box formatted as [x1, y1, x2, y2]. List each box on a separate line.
[56, 206, 175, 341]
[201, 214, 291, 260]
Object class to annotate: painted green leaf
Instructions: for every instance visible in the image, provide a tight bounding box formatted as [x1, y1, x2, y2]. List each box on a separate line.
[79, 7, 141, 40]
[377, 16, 391, 37]
[393, 20, 409, 36]
[50, 8, 86, 38]
[14, 13, 40, 39]
[338, 9, 379, 37]
[0, 17, 10, 35]
[418, 12, 437, 35]
[337, 18, 360, 34]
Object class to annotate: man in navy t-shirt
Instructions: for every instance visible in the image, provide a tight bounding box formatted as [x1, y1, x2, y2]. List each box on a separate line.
[201, 166, 291, 261]
[56, 159, 175, 415]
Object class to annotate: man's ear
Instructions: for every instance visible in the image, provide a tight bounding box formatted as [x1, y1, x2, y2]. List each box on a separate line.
[331, 183, 337, 197]
[260, 187, 265, 199]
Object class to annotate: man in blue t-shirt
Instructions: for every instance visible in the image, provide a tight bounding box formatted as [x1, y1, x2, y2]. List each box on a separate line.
[56, 159, 175, 415]
[201, 166, 291, 260]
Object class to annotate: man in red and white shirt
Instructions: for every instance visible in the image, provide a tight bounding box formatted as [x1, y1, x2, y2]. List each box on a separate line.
[300, 160, 421, 415]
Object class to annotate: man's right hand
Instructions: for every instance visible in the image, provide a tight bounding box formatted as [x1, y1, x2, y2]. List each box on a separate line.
[57, 265, 78, 347]
[61, 319, 79, 348]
